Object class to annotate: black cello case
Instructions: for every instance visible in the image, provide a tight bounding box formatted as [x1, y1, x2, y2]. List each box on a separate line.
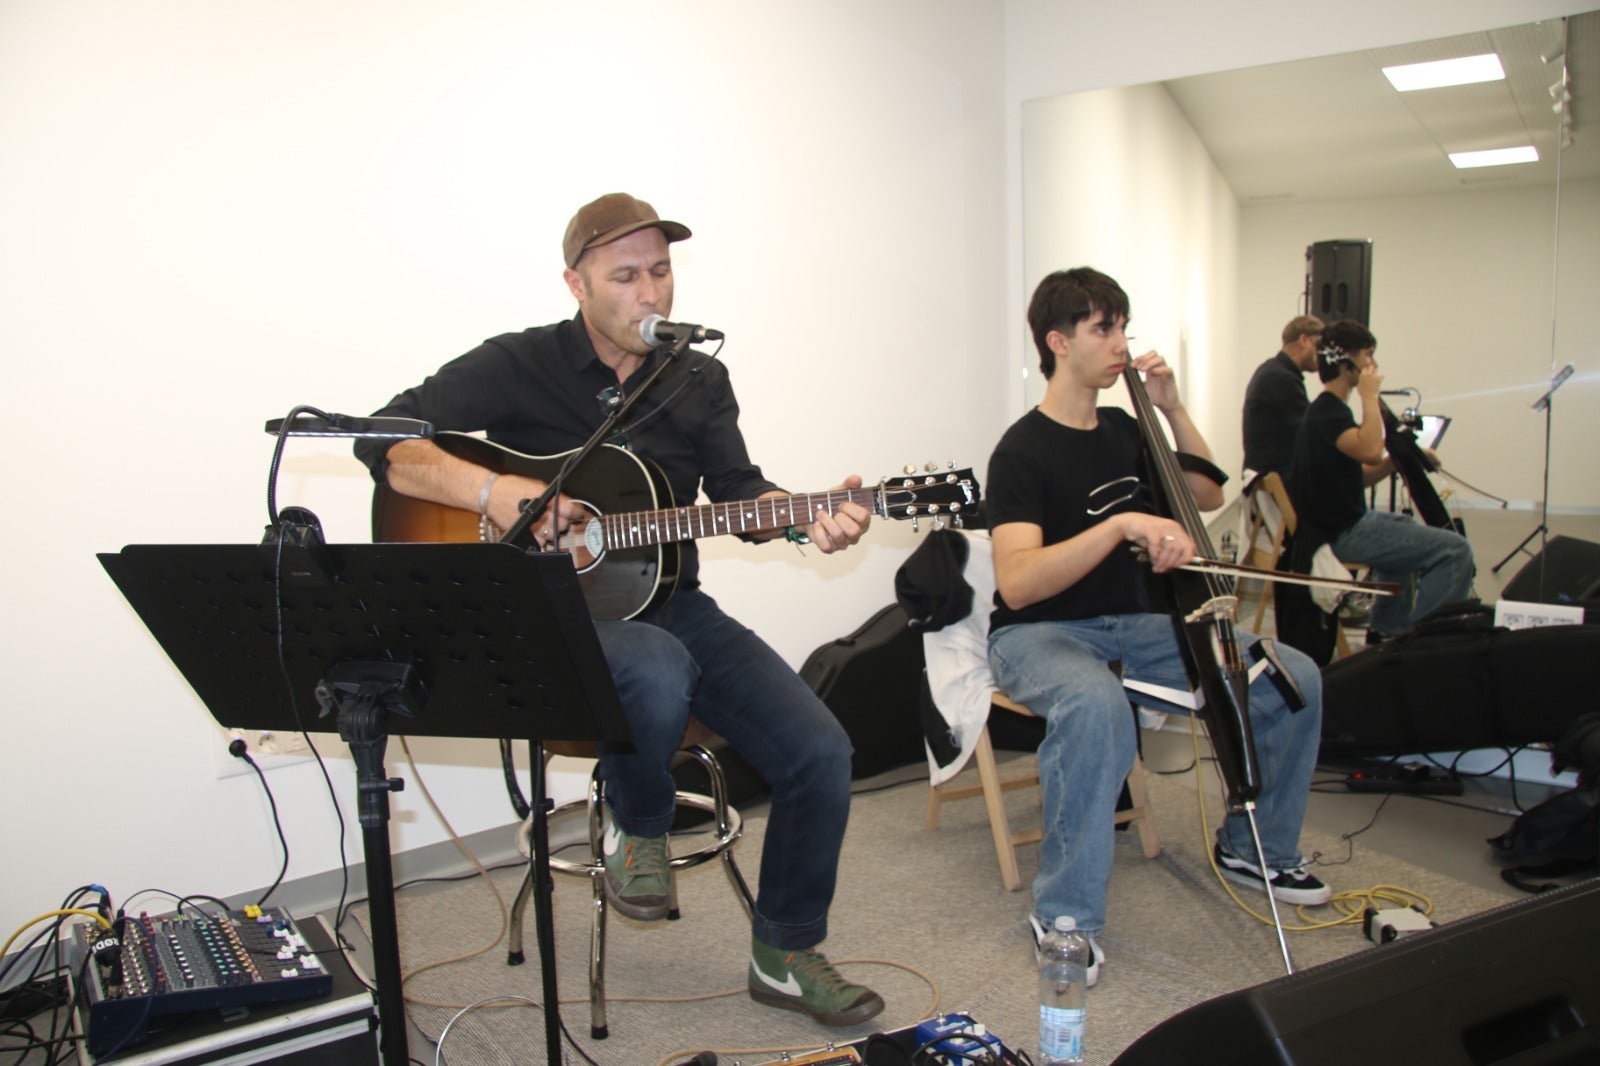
[1320, 602, 1600, 758]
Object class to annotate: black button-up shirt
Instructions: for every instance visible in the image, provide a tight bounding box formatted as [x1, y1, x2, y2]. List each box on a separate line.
[1241, 350, 1310, 480]
[356, 313, 781, 594]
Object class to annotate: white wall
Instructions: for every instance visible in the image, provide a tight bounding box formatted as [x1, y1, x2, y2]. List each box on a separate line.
[1238, 180, 1598, 510]
[0, 0, 1006, 939]
[2, 0, 1587, 953]
[1021, 83, 1240, 462]
[1000, 0, 1592, 459]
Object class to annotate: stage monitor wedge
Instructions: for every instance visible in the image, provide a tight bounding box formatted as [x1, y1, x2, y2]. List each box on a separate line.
[1501, 535, 1600, 608]
[1113, 879, 1600, 1065]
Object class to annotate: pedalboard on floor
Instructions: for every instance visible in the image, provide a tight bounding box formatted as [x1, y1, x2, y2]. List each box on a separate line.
[745, 1014, 1011, 1065]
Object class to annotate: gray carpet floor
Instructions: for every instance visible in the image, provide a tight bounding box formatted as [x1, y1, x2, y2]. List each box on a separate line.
[355, 753, 1512, 1066]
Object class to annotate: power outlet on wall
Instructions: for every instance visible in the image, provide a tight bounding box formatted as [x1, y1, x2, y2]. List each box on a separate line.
[213, 725, 318, 779]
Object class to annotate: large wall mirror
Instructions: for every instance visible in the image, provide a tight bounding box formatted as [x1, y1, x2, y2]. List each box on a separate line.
[1022, 13, 1595, 512]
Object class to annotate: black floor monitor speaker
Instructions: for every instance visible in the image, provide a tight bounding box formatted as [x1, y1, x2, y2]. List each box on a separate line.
[1305, 239, 1372, 325]
[1501, 535, 1600, 607]
[1113, 879, 1600, 1065]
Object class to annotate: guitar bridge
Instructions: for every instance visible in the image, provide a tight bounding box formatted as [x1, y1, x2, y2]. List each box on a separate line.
[1184, 595, 1238, 624]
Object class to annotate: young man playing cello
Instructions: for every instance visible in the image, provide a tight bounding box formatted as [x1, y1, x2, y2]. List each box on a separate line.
[985, 268, 1331, 985]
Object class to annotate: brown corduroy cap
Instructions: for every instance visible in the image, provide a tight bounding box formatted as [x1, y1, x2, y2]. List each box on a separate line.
[561, 193, 691, 269]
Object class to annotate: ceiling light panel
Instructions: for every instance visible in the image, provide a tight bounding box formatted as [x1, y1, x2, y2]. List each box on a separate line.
[1448, 146, 1539, 168]
[1383, 53, 1506, 91]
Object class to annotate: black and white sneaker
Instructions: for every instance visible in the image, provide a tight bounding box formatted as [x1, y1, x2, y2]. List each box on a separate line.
[1214, 843, 1333, 905]
[1028, 914, 1103, 988]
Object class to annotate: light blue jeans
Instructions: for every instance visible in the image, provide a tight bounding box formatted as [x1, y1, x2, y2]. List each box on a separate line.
[988, 613, 1322, 936]
[1331, 510, 1475, 635]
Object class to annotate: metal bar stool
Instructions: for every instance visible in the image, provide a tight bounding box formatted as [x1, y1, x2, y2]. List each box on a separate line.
[504, 732, 754, 1039]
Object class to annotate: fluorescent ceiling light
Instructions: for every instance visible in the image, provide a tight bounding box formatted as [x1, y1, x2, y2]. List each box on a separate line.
[1383, 53, 1505, 92]
[1449, 146, 1539, 169]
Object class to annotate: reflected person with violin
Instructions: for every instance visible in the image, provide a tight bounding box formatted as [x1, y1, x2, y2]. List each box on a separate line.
[1288, 320, 1475, 644]
[987, 268, 1331, 984]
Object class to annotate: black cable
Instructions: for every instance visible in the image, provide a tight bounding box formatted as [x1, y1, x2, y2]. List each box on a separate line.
[174, 895, 233, 918]
[559, 1014, 602, 1066]
[231, 748, 292, 906]
[1310, 791, 1394, 867]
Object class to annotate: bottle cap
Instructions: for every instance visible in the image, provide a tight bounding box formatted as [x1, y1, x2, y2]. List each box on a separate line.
[1053, 916, 1076, 932]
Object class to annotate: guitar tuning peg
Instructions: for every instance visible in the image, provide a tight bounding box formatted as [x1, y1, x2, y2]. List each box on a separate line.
[924, 461, 938, 473]
[903, 463, 917, 475]
[910, 515, 921, 533]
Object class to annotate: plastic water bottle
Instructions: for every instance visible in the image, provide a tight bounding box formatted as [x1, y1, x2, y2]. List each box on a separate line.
[1038, 916, 1087, 1065]
[1220, 528, 1239, 564]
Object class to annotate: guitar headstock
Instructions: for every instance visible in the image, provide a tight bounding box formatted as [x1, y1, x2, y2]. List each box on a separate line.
[879, 463, 982, 530]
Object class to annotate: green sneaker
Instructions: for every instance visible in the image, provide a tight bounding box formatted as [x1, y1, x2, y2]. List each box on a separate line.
[747, 936, 884, 1027]
[600, 818, 673, 921]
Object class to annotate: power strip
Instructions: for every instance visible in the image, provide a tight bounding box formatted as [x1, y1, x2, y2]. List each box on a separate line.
[1345, 765, 1463, 795]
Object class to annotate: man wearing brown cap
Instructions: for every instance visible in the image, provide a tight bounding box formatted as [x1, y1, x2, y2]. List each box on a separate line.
[355, 193, 884, 1027]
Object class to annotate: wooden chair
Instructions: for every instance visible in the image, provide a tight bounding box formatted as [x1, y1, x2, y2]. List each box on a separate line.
[1240, 472, 1365, 658]
[925, 691, 1163, 892]
[1242, 471, 1296, 632]
[504, 725, 753, 1039]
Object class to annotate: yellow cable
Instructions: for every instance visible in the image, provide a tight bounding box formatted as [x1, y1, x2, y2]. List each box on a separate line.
[1184, 712, 1432, 932]
[2, 908, 112, 963]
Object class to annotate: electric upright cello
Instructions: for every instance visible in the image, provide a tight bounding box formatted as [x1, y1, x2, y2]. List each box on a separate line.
[1122, 359, 1320, 972]
[1378, 400, 1461, 533]
[1121, 362, 1264, 811]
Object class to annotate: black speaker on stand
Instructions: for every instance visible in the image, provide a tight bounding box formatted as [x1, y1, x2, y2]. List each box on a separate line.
[1113, 879, 1600, 1065]
[1305, 239, 1372, 326]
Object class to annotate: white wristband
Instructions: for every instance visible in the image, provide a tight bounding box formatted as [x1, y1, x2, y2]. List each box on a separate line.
[477, 472, 500, 517]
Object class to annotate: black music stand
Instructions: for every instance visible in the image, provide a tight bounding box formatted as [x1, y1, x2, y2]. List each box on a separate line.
[98, 540, 628, 1066]
[1494, 363, 1575, 578]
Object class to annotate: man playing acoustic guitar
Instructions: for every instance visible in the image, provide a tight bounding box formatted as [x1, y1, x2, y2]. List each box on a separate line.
[354, 192, 884, 1027]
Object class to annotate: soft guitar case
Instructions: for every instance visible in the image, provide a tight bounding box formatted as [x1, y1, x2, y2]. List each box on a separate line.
[799, 603, 929, 778]
[1320, 603, 1600, 758]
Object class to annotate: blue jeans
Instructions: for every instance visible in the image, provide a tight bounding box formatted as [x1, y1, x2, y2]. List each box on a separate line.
[1331, 510, 1475, 635]
[593, 589, 853, 950]
[988, 613, 1322, 936]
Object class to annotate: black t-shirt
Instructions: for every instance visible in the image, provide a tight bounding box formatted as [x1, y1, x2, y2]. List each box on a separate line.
[1241, 351, 1309, 480]
[985, 407, 1151, 630]
[1290, 391, 1367, 539]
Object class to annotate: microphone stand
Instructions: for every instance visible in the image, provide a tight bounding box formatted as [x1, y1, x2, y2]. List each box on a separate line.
[499, 334, 693, 547]
[1492, 364, 1574, 583]
[488, 332, 691, 1060]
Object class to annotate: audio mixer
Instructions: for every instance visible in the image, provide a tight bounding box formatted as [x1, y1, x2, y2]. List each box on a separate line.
[71, 905, 333, 1057]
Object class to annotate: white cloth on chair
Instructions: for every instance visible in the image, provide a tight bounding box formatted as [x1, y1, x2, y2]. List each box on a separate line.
[921, 532, 998, 787]
[920, 531, 1184, 786]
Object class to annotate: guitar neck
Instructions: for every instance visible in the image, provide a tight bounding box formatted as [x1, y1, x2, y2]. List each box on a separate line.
[599, 487, 882, 550]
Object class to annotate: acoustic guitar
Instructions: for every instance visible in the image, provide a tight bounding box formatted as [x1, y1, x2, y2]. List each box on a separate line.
[373, 431, 981, 620]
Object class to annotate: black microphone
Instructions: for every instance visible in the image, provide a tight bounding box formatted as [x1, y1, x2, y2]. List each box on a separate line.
[669, 1054, 717, 1066]
[639, 314, 723, 348]
[1378, 389, 1416, 397]
[264, 414, 434, 439]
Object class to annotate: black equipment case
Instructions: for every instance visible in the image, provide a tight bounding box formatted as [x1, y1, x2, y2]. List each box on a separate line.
[799, 603, 928, 778]
[1320, 604, 1600, 759]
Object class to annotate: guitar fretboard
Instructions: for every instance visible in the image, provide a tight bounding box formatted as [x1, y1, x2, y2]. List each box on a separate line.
[599, 488, 881, 550]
